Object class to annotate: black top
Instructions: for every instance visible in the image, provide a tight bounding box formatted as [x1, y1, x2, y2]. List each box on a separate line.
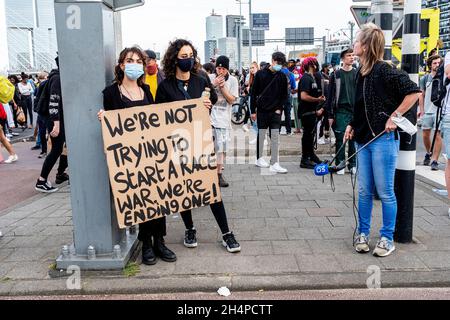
[353, 74, 373, 144]
[299, 72, 323, 113]
[250, 67, 288, 114]
[155, 73, 217, 104]
[102, 83, 154, 111]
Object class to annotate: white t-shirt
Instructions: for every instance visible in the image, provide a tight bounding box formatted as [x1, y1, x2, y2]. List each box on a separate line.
[18, 82, 33, 96]
[420, 74, 436, 114]
[444, 52, 450, 114]
[209, 73, 239, 129]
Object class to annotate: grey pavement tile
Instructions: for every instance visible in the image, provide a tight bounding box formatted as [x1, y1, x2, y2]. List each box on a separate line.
[244, 185, 269, 191]
[334, 252, 385, 272]
[48, 210, 72, 218]
[277, 208, 309, 218]
[298, 193, 352, 201]
[247, 227, 287, 241]
[316, 200, 348, 208]
[307, 207, 340, 217]
[286, 227, 323, 240]
[1, 235, 48, 249]
[258, 190, 284, 196]
[416, 200, 447, 207]
[271, 240, 312, 255]
[36, 217, 72, 227]
[252, 255, 299, 274]
[265, 217, 299, 228]
[270, 195, 300, 202]
[0, 218, 21, 228]
[421, 215, 450, 226]
[230, 218, 266, 229]
[0, 262, 16, 278]
[287, 201, 318, 209]
[246, 209, 279, 218]
[4, 262, 50, 280]
[379, 251, 429, 270]
[297, 217, 332, 228]
[417, 251, 450, 269]
[137, 259, 177, 277]
[318, 226, 356, 240]
[307, 239, 354, 254]
[172, 256, 221, 275]
[11, 225, 47, 237]
[0, 248, 14, 261]
[230, 240, 273, 256]
[5, 248, 50, 262]
[295, 254, 344, 273]
[39, 225, 74, 236]
[0, 236, 15, 249]
[258, 201, 290, 209]
[423, 206, 448, 216]
[327, 216, 358, 228]
[413, 208, 435, 217]
[39, 236, 74, 248]
[416, 224, 450, 237]
[413, 238, 450, 251]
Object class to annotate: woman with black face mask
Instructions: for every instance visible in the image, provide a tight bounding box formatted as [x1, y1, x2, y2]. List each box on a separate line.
[156, 39, 241, 254]
[98, 47, 176, 266]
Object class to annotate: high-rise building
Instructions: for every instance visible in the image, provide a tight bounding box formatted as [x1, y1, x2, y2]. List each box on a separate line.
[423, 0, 450, 55]
[218, 37, 238, 70]
[206, 10, 223, 41]
[204, 40, 218, 63]
[226, 15, 244, 38]
[4, 0, 58, 73]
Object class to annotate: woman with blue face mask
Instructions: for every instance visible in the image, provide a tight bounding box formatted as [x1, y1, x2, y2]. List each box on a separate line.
[98, 47, 177, 266]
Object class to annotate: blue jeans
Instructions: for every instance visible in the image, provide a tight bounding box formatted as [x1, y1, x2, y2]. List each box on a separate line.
[356, 132, 399, 240]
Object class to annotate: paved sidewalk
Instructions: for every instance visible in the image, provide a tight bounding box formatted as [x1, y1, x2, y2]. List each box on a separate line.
[1, 152, 450, 296]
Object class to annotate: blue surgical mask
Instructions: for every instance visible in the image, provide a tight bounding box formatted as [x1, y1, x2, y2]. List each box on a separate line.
[272, 64, 282, 72]
[124, 63, 144, 80]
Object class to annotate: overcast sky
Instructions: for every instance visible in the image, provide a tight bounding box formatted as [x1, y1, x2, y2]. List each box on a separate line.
[120, 0, 358, 62]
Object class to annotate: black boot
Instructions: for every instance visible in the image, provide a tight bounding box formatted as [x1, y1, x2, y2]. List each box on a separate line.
[300, 158, 316, 169]
[153, 236, 177, 262]
[218, 174, 229, 188]
[142, 240, 156, 265]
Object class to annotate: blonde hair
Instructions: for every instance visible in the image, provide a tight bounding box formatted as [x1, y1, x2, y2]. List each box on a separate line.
[358, 23, 385, 76]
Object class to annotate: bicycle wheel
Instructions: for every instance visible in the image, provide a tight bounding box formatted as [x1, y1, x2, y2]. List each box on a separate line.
[231, 103, 246, 125]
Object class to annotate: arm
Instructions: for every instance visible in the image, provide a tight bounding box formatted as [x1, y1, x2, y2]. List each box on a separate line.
[205, 76, 218, 105]
[326, 73, 335, 119]
[48, 77, 62, 137]
[300, 91, 324, 103]
[250, 72, 261, 114]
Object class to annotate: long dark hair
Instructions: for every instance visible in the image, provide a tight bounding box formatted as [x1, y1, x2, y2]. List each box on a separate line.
[162, 39, 200, 79]
[114, 47, 146, 85]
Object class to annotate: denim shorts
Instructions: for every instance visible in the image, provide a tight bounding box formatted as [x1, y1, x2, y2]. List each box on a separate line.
[421, 113, 440, 130]
[212, 127, 230, 153]
[441, 114, 450, 154]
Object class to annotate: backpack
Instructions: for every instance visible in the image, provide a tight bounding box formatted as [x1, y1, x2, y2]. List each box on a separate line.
[34, 79, 50, 116]
[431, 64, 448, 108]
[0, 76, 14, 104]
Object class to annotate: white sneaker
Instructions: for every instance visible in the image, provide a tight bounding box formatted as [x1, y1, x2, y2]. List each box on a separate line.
[336, 169, 345, 175]
[242, 124, 249, 132]
[255, 157, 270, 168]
[270, 162, 288, 174]
[350, 167, 357, 175]
[249, 138, 257, 145]
[4, 154, 18, 164]
[318, 137, 326, 145]
[5, 133, 12, 138]
[0, 230, 3, 238]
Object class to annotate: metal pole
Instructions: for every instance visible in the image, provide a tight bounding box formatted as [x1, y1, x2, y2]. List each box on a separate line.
[394, 0, 421, 243]
[349, 21, 355, 45]
[322, 36, 326, 64]
[371, 0, 393, 61]
[54, 0, 138, 269]
[248, 0, 252, 64]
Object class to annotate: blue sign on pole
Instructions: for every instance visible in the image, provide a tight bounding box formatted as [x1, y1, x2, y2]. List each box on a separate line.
[252, 13, 269, 30]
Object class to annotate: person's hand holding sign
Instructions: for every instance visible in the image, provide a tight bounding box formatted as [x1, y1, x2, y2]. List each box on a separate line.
[203, 99, 212, 110]
[98, 109, 105, 121]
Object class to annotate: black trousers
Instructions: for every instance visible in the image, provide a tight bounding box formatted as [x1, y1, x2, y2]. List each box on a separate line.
[301, 112, 317, 159]
[21, 96, 33, 126]
[138, 217, 167, 241]
[37, 115, 48, 153]
[180, 201, 230, 235]
[40, 122, 67, 180]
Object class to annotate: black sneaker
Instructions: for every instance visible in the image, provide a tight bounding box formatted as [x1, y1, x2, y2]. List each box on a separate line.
[153, 237, 177, 262]
[35, 180, 58, 193]
[142, 240, 156, 265]
[184, 228, 198, 248]
[38, 152, 47, 159]
[423, 153, 431, 166]
[222, 232, 241, 253]
[300, 158, 316, 169]
[31, 145, 40, 150]
[218, 174, 229, 188]
[431, 160, 439, 171]
[55, 173, 69, 184]
[310, 154, 322, 164]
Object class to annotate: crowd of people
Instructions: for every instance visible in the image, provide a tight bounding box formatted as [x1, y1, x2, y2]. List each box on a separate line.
[2, 22, 450, 261]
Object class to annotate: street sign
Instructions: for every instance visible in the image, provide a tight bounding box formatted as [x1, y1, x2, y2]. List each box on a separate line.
[285, 28, 314, 45]
[243, 29, 265, 46]
[351, 5, 404, 35]
[252, 13, 269, 30]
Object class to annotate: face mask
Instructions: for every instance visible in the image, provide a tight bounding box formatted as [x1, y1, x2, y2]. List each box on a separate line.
[272, 64, 282, 72]
[146, 64, 158, 75]
[124, 63, 144, 80]
[177, 57, 195, 72]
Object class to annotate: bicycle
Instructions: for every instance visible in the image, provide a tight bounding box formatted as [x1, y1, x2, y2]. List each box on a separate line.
[231, 95, 249, 125]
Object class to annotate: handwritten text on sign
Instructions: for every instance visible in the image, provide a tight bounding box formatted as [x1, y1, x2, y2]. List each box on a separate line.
[101, 98, 221, 229]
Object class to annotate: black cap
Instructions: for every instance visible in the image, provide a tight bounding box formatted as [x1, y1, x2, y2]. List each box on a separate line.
[288, 59, 296, 63]
[144, 50, 157, 60]
[215, 55, 230, 70]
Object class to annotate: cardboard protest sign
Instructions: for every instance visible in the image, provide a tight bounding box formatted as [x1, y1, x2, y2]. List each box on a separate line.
[101, 98, 222, 229]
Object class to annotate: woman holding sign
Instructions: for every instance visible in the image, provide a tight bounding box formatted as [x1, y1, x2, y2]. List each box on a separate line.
[156, 39, 241, 253]
[99, 47, 177, 266]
